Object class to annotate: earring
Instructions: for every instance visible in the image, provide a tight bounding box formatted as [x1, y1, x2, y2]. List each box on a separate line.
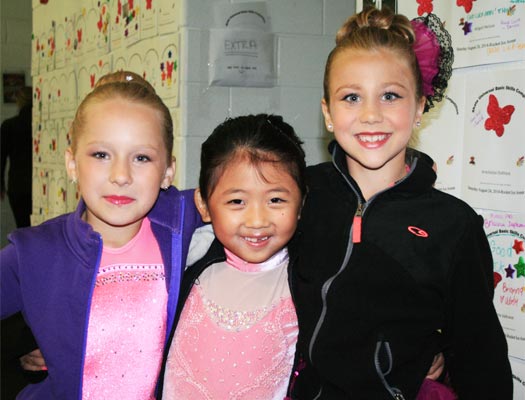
[327, 124, 333, 131]
[416, 121, 421, 127]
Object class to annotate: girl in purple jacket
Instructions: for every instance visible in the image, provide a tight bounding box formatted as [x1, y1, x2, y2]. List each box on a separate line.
[0, 71, 201, 400]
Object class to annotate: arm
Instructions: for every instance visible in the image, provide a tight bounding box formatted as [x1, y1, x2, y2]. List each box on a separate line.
[186, 224, 214, 268]
[1, 243, 24, 319]
[445, 214, 512, 399]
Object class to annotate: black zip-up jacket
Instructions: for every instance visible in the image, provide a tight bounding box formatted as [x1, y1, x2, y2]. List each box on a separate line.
[288, 143, 512, 399]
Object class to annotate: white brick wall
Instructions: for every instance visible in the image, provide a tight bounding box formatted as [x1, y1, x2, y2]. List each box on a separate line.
[179, 0, 355, 188]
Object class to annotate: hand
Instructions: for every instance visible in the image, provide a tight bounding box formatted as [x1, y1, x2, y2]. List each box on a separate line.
[425, 352, 444, 380]
[20, 349, 47, 371]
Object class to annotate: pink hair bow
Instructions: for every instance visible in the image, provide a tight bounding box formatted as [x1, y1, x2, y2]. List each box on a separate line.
[411, 19, 441, 97]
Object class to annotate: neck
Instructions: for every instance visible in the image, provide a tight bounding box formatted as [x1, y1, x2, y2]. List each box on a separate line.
[224, 247, 289, 273]
[347, 157, 408, 201]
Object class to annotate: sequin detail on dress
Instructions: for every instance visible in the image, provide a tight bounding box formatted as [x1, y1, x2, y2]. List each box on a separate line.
[95, 264, 165, 286]
[202, 292, 276, 331]
[164, 288, 297, 400]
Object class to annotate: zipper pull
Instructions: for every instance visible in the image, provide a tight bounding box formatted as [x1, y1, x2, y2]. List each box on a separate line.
[352, 202, 363, 244]
[392, 389, 405, 400]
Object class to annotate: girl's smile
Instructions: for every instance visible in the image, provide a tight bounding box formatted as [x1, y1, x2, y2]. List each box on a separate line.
[195, 155, 302, 264]
[355, 132, 391, 148]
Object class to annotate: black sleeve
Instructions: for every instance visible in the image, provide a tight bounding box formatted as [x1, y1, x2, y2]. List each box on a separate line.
[445, 213, 513, 399]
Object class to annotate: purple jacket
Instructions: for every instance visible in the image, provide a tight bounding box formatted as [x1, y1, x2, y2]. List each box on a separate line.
[0, 187, 201, 399]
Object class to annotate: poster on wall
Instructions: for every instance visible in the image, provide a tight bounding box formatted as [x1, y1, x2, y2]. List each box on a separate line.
[481, 210, 525, 359]
[461, 67, 525, 213]
[208, 2, 275, 88]
[415, 73, 465, 198]
[450, 2, 525, 68]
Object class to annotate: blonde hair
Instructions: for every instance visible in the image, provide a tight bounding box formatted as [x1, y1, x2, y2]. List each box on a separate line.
[324, 6, 423, 104]
[70, 71, 173, 163]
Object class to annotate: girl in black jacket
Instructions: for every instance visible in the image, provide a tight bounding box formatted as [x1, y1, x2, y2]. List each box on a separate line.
[288, 6, 512, 400]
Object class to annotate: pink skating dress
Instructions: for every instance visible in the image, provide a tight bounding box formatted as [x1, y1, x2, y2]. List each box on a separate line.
[82, 218, 168, 399]
[163, 247, 298, 400]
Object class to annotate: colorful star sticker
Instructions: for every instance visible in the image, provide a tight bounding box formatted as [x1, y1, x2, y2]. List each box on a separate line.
[462, 21, 472, 35]
[505, 264, 515, 278]
[512, 239, 524, 255]
[515, 257, 525, 278]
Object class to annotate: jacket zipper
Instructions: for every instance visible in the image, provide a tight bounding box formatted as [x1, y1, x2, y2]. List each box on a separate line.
[305, 150, 418, 397]
[374, 340, 406, 400]
[352, 202, 364, 243]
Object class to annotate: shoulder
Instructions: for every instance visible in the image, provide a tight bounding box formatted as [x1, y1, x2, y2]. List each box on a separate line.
[306, 162, 335, 180]
[430, 189, 483, 224]
[6, 213, 70, 248]
[305, 162, 341, 192]
[1, 116, 17, 133]
[150, 186, 200, 231]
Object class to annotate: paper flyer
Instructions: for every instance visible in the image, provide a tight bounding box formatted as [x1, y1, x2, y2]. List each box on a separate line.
[461, 67, 525, 213]
[481, 210, 525, 359]
[450, 2, 525, 68]
[414, 73, 465, 198]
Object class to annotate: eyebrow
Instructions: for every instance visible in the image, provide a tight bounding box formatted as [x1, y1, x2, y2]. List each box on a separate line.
[220, 186, 292, 196]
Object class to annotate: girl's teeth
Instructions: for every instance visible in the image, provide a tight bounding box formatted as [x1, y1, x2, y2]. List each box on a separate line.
[358, 134, 387, 142]
[244, 236, 268, 243]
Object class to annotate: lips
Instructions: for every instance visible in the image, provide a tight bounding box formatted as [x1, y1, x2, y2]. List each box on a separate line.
[242, 236, 270, 247]
[355, 132, 390, 148]
[104, 195, 134, 205]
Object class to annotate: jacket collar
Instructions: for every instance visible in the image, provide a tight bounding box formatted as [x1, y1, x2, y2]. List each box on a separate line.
[63, 187, 184, 267]
[149, 186, 183, 233]
[328, 140, 437, 197]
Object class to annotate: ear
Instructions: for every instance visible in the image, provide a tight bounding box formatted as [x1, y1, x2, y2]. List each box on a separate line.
[194, 188, 211, 223]
[321, 98, 333, 132]
[297, 190, 308, 221]
[161, 156, 176, 189]
[413, 96, 426, 128]
[65, 148, 77, 182]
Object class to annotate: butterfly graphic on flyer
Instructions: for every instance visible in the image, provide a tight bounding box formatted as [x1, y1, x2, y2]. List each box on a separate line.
[484, 94, 515, 137]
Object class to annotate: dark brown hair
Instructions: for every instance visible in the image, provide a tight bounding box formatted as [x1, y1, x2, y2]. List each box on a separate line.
[199, 114, 307, 202]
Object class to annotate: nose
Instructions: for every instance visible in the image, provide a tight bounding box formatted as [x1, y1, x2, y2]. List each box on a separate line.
[360, 99, 382, 124]
[244, 204, 269, 228]
[110, 158, 132, 186]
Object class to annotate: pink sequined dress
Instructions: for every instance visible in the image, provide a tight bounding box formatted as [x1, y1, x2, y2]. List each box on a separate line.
[163, 247, 298, 400]
[82, 218, 168, 399]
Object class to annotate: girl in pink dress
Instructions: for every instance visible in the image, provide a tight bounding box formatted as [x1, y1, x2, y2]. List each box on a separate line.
[160, 114, 306, 400]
